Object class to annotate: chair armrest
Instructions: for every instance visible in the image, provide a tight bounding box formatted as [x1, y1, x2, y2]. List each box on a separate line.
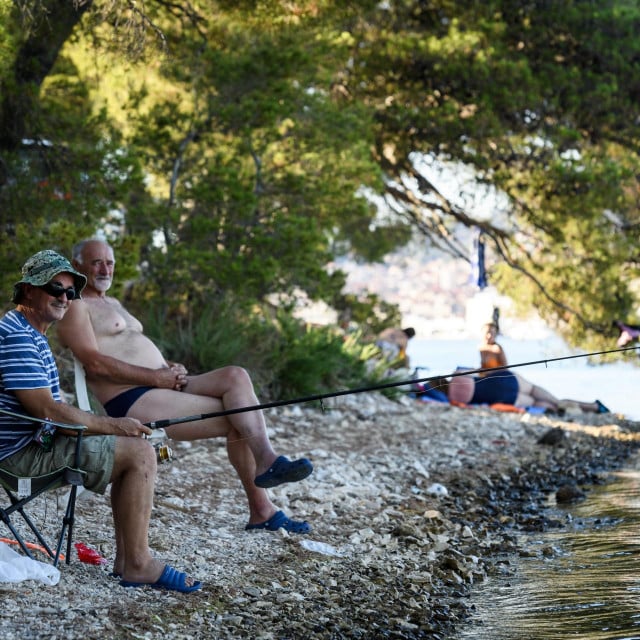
[56, 424, 88, 436]
[0, 407, 87, 432]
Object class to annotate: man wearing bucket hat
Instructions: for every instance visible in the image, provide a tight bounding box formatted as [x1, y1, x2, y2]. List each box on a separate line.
[0, 249, 201, 592]
[10, 249, 88, 306]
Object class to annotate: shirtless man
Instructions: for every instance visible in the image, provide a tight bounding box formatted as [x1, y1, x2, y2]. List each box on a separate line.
[56, 239, 313, 534]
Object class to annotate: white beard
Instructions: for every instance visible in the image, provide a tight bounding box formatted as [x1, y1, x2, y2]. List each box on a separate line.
[93, 277, 112, 293]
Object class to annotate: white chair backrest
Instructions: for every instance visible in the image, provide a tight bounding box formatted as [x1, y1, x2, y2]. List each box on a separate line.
[73, 358, 92, 412]
[72, 358, 92, 500]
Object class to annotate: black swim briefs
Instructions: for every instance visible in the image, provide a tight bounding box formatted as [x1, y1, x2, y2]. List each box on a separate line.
[103, 386, 154, 418]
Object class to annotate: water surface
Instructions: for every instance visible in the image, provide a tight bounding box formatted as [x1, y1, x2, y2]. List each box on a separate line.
[456, 465, 640, 639]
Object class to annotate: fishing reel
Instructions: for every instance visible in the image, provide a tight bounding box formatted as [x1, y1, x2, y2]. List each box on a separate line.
[144, 428, 173, 463]
[154, 441, 173, 464]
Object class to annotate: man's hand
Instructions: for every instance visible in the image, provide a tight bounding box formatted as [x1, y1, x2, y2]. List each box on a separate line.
[154, 364, 188, 391]
[108, 416, 152, 438]
[168, 363, 188, 391]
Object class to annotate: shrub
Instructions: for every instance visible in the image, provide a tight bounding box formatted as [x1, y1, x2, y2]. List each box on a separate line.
[140, 298, 390, 404]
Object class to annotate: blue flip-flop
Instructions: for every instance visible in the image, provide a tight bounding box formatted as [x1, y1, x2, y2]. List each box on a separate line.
[120, 564, 202, 593]
[245, 510, 312, 534]
[254, 455, 313, 488]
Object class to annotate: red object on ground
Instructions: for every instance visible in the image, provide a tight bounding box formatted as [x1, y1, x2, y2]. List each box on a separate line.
[74, 542, 108, 565]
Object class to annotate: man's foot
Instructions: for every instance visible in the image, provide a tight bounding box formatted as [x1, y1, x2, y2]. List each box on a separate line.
[245, 510, 312, 534]
[254, 455, 313, 488]
[120, 564, 202, 593]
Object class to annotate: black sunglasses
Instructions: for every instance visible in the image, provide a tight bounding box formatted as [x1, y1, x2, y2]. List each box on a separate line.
[38, 282, 79, 300]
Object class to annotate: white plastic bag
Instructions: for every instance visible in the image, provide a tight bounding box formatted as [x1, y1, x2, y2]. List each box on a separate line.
[299, 539, 344, 557]
[0, 541, 60, 585]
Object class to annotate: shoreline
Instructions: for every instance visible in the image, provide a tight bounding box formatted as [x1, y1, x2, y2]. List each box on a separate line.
[2, 394, 639, 639]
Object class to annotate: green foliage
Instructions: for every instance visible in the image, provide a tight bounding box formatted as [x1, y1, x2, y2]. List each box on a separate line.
[86, 3, 390, 309]
[265, 312, 369, 400]
[2, 0, 640, 359]
[339, 0, 640, 350]
[140, 297, 383, 402]
[0, 55, 151, 301]
[0, 2, 17, 80]
[333, 291, 403, 339]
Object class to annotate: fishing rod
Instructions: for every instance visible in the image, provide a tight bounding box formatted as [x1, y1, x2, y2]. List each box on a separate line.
[144, 344, 639, 429]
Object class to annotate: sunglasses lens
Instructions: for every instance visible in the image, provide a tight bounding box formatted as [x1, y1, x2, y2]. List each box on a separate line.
[40, 283, 76, 299]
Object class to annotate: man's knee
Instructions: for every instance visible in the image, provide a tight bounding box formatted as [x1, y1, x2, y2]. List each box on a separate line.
[113, 438, 156, 472]
[219, 365, 252, 387]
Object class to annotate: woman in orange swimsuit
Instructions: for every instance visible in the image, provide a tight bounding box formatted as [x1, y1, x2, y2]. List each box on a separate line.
[478, 321, 507, 376]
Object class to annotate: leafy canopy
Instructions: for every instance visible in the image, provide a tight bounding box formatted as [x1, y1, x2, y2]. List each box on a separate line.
[1, 0, 639, 358]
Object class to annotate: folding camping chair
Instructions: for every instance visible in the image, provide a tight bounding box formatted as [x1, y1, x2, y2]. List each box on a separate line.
[0, 408, 86, 567]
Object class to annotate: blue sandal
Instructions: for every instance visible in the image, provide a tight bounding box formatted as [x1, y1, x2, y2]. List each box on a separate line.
[254, 456, 313, 488]
[245, 510, 312, 534]
[120, 564, 202, 593]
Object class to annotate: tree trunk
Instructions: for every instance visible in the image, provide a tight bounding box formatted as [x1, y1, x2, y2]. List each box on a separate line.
[0, 0, 93, 149]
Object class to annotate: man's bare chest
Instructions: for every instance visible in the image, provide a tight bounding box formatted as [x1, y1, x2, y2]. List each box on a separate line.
[85, 298, 142, 338]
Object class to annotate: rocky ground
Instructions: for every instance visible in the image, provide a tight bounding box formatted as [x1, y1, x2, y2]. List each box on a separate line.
[2, 392, 640, 640]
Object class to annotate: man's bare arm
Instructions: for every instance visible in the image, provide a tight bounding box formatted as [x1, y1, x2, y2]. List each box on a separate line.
[14, 388, 151, 437]
[56, 300, 186, 390]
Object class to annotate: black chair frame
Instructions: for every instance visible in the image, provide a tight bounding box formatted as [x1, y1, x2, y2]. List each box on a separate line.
[0, 408, 86, 567]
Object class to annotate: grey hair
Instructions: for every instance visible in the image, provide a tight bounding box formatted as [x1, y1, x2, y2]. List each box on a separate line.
[72, 238, 113, 265]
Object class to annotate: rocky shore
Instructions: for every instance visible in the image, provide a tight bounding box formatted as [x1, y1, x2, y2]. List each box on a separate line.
[2, 393, 640, 639]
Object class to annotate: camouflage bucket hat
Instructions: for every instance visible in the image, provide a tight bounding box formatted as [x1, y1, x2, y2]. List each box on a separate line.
[12, 249, 87, 303]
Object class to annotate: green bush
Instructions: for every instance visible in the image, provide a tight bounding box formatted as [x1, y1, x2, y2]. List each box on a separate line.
[140, 298, 389, 404]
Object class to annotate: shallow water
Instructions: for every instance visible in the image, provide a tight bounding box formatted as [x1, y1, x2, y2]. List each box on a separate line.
[455, 463, 640, 640]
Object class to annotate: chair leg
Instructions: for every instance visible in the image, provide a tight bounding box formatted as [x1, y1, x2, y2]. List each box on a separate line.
[55, 484, 78, 567]
[3, 483, 77, 565]
[13, 503, 57, 561]
[1, 431, 86, 566]
[1, 509, 37, 560]
[59, 433, 85, 566]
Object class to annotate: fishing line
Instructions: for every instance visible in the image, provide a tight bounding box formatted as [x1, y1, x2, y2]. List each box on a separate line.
[145, 344, 639, 429]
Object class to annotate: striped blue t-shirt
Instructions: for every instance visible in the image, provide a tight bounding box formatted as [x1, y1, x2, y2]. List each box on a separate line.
[0, 310, 62, 461]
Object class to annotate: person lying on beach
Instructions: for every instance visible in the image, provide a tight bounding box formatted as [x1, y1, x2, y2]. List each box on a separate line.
[447, 368, 610, 414]
[56, 239, 313, 535]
